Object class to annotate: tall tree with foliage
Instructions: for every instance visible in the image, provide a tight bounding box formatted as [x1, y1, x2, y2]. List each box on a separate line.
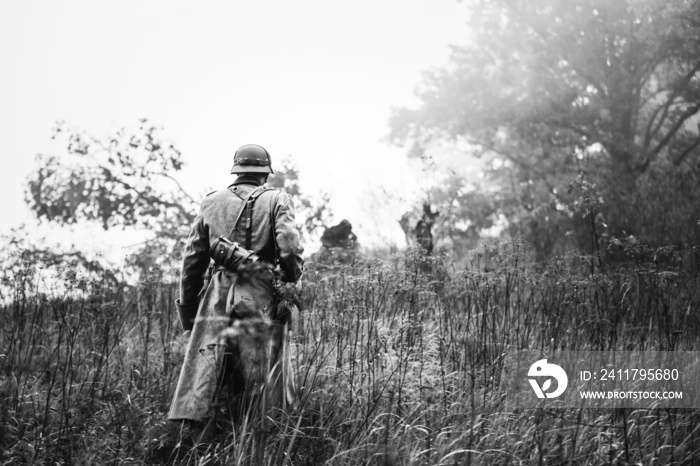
[391, 0, 700, 262]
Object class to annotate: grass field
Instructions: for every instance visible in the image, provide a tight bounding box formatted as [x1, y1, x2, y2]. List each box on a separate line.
[1, 242, 699, 465]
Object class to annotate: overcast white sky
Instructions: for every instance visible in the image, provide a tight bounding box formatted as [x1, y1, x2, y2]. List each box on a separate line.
[0, 0, 471, 255]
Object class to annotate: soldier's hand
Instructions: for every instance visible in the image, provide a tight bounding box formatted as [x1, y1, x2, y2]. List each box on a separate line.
[273, 265, 288, 282]
[278, 281, 303, 313]
[278, 281, 299, 300]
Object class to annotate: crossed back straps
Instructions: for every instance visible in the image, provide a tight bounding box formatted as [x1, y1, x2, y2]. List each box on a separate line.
[227, 186, 280, 262]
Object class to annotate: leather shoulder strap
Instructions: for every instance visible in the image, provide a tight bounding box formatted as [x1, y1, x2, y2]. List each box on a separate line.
[227, 186, 265, 240]
[244, 187, 275, 249]
[268, 190, 281, 265]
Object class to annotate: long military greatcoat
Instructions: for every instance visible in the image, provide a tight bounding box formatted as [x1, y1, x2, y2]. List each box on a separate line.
[169, 177, 304, 422]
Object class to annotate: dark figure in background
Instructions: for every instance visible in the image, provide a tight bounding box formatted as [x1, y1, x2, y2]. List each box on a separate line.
[415, 220, 434, 255]
[320, 219, 357, 249]
[169, 144, 304, 445]
[414, 203, 439, 255]
[314, 219, 359, 264]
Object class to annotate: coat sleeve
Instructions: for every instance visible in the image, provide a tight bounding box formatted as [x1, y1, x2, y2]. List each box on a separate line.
[178, 204, 210, 330]
[274, 193, 305, 282]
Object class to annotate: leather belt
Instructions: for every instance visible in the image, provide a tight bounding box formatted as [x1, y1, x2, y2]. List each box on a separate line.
[212, 262, 274, 274]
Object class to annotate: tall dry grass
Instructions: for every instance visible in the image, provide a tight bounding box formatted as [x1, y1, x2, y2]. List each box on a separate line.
[1, 241, 699, 465]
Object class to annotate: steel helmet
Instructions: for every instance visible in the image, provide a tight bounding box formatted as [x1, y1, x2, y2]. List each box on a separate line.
[230, 144, 274, 174]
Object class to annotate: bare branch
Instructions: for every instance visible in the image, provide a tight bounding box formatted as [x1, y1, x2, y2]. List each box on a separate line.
[650, 102, 700, 157]
[643, 62, 700, 149]
[160, 172, 197, 205]
[673, 129, 700, 166]
[644, 95, 682, 149]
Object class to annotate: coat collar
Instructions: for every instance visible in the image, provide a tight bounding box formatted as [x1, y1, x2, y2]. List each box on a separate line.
[231, 175, 264, 186]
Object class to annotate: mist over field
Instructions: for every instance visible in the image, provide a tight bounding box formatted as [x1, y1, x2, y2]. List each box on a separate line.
[2, 0, 700, 464]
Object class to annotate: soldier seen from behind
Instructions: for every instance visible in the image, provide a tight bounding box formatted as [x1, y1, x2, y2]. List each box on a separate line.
[169, 144, 304, 447]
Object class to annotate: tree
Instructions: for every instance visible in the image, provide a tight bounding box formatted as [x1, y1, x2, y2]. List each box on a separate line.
[28, 119, 196, 235]
[25, 120, 331, 275]
[26, 119, 197, 273]
[390, 0, 700, 262]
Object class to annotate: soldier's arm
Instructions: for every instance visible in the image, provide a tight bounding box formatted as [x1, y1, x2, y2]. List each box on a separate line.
[178, 204, 210, 330]
[274, 193, 304, 282]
